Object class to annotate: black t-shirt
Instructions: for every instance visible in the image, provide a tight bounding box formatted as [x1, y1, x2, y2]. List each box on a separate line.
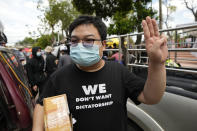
[37, 61, 145, 131]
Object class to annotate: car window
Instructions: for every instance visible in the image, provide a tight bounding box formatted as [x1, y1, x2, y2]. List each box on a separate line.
[7, 53, 19, 67]
[2, 52, 25, 83]
[13, 50, 26, 61]
[0, 51, 34, 112]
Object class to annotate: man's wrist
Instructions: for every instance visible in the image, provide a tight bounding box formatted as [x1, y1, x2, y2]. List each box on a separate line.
[148, 61, 165, 70]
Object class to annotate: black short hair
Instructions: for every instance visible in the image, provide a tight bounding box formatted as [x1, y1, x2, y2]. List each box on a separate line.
[69, 15, 107, 41]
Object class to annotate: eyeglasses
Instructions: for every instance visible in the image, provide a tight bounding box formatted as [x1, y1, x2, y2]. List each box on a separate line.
[69, 38, 102, 48]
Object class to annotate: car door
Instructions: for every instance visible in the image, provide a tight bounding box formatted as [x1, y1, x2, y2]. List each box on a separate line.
[0, 49, 34, 130]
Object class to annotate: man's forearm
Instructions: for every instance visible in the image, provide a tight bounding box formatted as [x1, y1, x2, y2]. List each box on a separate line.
[143, 63, 166, 104]
[32, 104, 44, 131]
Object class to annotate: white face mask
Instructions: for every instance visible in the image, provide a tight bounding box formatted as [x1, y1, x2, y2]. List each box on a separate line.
[21, 60, 26, 66]
[36, 52, 42, 57]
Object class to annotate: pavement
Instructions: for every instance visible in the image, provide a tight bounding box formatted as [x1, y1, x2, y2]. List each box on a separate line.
[169, 52, 197, 69]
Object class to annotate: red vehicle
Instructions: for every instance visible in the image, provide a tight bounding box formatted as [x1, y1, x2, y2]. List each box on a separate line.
[0, 47, 34, 130]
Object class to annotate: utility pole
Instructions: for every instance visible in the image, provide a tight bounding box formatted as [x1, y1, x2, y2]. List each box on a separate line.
[159, 0, 163, 29]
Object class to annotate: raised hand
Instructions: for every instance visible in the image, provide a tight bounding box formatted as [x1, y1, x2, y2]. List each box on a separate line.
[142, 16, 168, 65]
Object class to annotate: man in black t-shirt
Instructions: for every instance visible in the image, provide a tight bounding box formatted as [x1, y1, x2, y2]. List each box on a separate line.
[33, 15, 168, 131]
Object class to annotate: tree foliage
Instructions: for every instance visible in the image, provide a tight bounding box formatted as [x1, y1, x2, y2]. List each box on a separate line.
[72, 0, 133, 19]
[34, 34, 54, 49]
[16, 37, 35, 46]
[56, 1, 80, 36]
[37, 0, 80, 36]
[108, 1, 157, 36]
[72, 0, 157, 40]
[25, 0, 81, 48]
[45, 0, 60, 34]
[107, 11, 134, 35]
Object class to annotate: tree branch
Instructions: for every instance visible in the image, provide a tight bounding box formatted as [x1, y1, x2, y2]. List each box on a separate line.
[184, 0, 195, 16]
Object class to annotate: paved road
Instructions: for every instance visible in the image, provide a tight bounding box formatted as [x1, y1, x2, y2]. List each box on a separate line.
[169, 52, 197, 68]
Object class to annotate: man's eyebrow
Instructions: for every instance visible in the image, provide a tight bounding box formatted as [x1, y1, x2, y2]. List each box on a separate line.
[71, 34, 95, 38]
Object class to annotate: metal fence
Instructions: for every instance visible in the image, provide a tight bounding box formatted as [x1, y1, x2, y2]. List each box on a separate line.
[105, 23, 197, 74]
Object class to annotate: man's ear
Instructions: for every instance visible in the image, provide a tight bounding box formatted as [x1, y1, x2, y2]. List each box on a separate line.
[102, 40, 106, 50]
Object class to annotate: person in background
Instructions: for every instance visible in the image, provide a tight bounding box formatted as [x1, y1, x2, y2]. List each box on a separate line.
[58, 45, 73, 68]
[26, 47, 46, 97]
[44, 46, 57, 77]
[110, 51, 123, 64]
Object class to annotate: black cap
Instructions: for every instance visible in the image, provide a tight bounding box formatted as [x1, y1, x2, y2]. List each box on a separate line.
[0, 32, 7, 44]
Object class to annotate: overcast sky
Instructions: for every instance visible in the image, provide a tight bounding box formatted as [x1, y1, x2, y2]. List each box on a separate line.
[0, 0, 196, 45]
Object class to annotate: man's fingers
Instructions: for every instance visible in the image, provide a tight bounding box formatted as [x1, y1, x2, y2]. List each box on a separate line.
[142, 20, 150, 40]
[152, 19, 160, 37]
[160, 33, 167, 43]
[146, 16, 154, 37]
[158, 34, 167, 46]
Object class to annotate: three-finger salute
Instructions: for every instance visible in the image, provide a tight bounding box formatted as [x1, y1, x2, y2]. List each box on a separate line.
[142, 16, 168, 65]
